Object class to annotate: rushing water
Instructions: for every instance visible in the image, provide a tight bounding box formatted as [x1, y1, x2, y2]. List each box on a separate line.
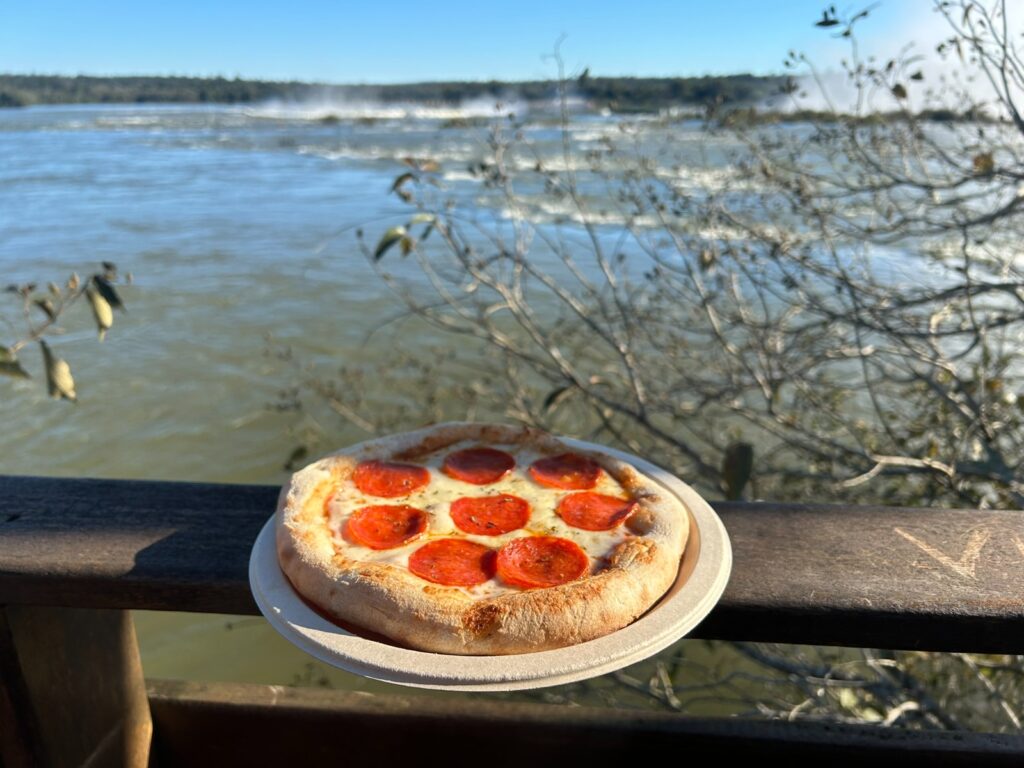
[0, 102, 777, 703]
[1, 102, 758, 481]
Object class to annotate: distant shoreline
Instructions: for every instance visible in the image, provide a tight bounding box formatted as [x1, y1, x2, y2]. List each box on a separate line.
[0, 73, 787, 114]
[0, 74, 993, 124]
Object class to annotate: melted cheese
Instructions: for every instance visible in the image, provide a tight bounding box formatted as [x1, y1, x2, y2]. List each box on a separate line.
[326, 441, 633, 597]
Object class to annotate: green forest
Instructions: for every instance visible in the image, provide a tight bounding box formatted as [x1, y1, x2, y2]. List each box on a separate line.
[0, 73, 787, 113]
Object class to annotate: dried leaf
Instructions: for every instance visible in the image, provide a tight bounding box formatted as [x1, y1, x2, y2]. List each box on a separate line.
[92, 275, 125, 312]
[34, 298, 57, 322]
[815, 9, 839, 28]
[40, 340, 76, 402]
[0, 348, 30, 379]
[399, 235, 414, 256]
[86, 286, 114, 341]
[0, 361, 30, 379]
[402, 157, 440, 173]
[67, 272, 80, 292]
[374, 226, 407, 261]
[973, 152, 995, 175]
[891, 83, 908, 100]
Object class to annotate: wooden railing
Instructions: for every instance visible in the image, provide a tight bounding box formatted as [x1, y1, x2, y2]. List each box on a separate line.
[1, 475, 1022, 766]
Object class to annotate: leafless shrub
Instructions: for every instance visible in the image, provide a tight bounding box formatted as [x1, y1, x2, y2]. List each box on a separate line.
[1, 262, 130, 401]
[289, 1, 1024, 729]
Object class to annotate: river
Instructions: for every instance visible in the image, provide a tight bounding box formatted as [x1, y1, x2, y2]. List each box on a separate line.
[0, 101, 797, 709]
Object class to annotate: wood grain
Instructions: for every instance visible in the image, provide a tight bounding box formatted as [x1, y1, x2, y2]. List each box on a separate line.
[0, 476, 1021, 652]
[146, 679, 1024, 767]
[1, 606, 151, 768]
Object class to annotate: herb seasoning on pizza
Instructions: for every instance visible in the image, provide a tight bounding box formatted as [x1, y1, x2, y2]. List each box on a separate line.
[276, 422, 690, 655]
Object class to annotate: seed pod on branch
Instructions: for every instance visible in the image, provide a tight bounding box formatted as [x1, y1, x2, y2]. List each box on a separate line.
[86, 284, 114, 341]
[40, 340, 76, 402]
[91, 274, 125, 312]
[0, 348, 30, 380]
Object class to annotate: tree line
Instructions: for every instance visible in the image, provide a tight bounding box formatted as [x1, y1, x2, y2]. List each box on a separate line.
[0, 73, 788, 113]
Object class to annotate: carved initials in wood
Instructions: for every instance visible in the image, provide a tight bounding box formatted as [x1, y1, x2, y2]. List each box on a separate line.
[894, 527, 992, 581]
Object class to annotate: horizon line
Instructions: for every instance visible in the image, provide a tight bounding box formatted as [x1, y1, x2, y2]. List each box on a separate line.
[0, 70, 788, 87]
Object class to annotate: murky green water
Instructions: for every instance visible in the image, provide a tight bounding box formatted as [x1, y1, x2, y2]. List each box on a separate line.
[0, 102, 791, 708]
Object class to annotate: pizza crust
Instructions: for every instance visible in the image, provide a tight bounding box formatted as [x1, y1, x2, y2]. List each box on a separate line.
[276, 422, 690, 655]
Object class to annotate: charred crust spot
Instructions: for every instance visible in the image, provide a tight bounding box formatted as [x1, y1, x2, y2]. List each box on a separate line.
[609, 539, 656, 568]
[331, 553, 353, 568]
[354, 564, 387, 582]
[626, 507, 657, 534]
[348, 561, 387, 581]
[611, 464, 637, 487]
[463, 603, 502, 637]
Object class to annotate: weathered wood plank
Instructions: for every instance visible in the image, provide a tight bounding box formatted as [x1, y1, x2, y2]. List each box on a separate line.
[0, 475, 1021, 651]
[146, 679, 1024, 767]
[0, 609, 42, 768]
[0, 606, 151, 768]
[0, 477, 268, 614]
[700, 500, 1024, 652]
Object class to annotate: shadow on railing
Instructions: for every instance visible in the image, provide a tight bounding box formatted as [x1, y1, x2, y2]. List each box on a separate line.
[1, 475, 1022, 766]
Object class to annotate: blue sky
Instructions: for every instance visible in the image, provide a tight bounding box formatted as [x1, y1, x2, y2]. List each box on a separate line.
[0, 1, 941, 83]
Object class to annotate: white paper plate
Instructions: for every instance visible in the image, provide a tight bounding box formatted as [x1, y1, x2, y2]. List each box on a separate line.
[249, 440, 732, 691]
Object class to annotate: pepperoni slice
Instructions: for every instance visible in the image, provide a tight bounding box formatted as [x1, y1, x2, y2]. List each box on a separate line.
[528, 453, 603, 490]
[496, 536, 589, 589]
[557, 492, 637, 531]
[353, 459, 430, 498]
[346, 505, 426, 550]
[408, 539, 496, 586]
[450, 494, 530, 536]
[442, 447, 515, 485]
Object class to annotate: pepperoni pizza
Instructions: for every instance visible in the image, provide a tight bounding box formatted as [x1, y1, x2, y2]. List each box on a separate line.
[275, 422, 690, 655]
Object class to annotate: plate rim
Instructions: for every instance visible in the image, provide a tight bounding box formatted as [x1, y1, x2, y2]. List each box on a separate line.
[249, 438, 732, 691]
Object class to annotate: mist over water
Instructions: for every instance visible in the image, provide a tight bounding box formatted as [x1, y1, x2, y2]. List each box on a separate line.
[248, 92, 532, 122]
